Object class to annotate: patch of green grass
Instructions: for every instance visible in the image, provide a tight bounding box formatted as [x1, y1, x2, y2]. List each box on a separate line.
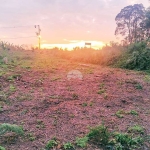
[98, 83, 107, 96]
[113, 132, 144, 149]
[0, 105, 3, 112]
[75, 136, 89, 148]
[9, 84, 16, 92]
[87, 124, 110, 146]
[27, 133, 36, 141]
[135, 83, 143, 90]
[89, 102, 93, 106]
[63, 142, 74, 150]
[144, 75, 150, 82]
[129, 110, 138, 116]
[128, 125, 144, 134]
[0, 146, 5, 150]
[7, 74, 21, 81]
[115, 110, 125, 118]
[82, 103, 88, 107]
[45, 139, 58, 150]
[0, 123, 24, 136]
[36, 120, 45, 129]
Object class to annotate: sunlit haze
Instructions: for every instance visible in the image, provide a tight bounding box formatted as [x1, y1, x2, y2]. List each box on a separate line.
[0, 0, 149, 49]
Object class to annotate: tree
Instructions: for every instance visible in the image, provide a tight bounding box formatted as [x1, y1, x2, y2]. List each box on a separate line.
[115, 4, 146, 44]
[141, 7, 150, 41]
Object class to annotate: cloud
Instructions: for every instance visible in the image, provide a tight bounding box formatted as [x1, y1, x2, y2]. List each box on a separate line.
[0, 0, 149, 46]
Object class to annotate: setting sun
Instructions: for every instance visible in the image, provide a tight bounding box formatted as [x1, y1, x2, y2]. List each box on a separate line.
[40, 40, 105, 50]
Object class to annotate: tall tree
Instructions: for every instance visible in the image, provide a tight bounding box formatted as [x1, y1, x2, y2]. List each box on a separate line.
[115, 4, 145, 44]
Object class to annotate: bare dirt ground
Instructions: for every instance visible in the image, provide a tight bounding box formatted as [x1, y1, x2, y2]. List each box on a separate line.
[0, 50, 150, 149]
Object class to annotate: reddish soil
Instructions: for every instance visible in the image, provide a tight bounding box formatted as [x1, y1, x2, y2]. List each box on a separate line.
[0, 57, 150, 149]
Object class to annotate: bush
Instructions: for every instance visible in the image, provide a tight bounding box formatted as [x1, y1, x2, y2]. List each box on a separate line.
[45, 139, 58, 150]
[63, 142, 74, 150]
[87, 124, 110, 146]
[75, 136, 89, 148]
[115, 41, 150, 70]
[0, 123, 24, 136]
[0, 146, 5, 150]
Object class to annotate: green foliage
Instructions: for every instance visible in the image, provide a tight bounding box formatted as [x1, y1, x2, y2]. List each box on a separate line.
[0, 123, 24, 136]
[113, 132, 144, 149]
[115, 110, 125, 118]
[63, 142, 74, 150]
[128, 125, 144, 134]
[134, 83, 143, 89]
[0, 146, 5, 150]
[9, 84, 16, 92]
[129, 110, 138, 116]
[87, 124, 110, 145]
[75, 136, 89, 148]
[116, 42, 150, 70]
[45, 139, 58, 150]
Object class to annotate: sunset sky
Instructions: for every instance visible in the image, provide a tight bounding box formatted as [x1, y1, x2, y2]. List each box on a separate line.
[0, 0, 149, 49]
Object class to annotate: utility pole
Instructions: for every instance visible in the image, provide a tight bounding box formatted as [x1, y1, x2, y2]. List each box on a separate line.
[35, 25, 41, 49]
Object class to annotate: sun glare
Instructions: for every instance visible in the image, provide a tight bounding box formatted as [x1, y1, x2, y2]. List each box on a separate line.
[41, 41, 105, 50]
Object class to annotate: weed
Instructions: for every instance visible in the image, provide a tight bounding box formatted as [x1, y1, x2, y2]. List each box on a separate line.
[51, 76, 61, 81]
[88, 124, 110, 145]
[89, 102, 93, 106]
[99, 83, 105, 88]
[75, 136, 89, 148]
[0, 146, 5, 150]
[129, 110, 138, 116]
[97, 89, 105, 94]
[135, 83, 143, 89]
[72, 93, 78, 100]
[9, 84, 16, 92]
[0, 123, 24, 136]
[144, 75, 150, 82]
[63, 142, 74, 150]
[128, 125, 144, 134]
[115, 110, 125, 118]
[114, 132, 144, 149]
[82, 103, 87, 107]
[36, 120, 45, 128]
[0, 105, 3, 112]
[27, 133, 36, 141]
[7, 74, 21, 81]
[104, 93, 108, 99]
[45, 139, 58, 150]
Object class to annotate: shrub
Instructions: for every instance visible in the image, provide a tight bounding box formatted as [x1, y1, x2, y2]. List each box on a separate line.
[0, 123, 24, 136]
[114, 132, 144, 149]
[87, 124, 110, 146]
[115, 41, 150, 70]
[45, 139, 58, 150]
[0, 146, 5, 150]
[128, 125, 144, 134]
[63, 142, 74, 150]
[75, 136, 89, 148]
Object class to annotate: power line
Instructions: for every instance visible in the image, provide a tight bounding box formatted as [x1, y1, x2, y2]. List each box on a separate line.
[0, 36, 36, 39]
[0, 25, 35, 29]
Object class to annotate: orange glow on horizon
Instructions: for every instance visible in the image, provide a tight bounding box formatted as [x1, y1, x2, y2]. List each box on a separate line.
[40, 40, 105, 50]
